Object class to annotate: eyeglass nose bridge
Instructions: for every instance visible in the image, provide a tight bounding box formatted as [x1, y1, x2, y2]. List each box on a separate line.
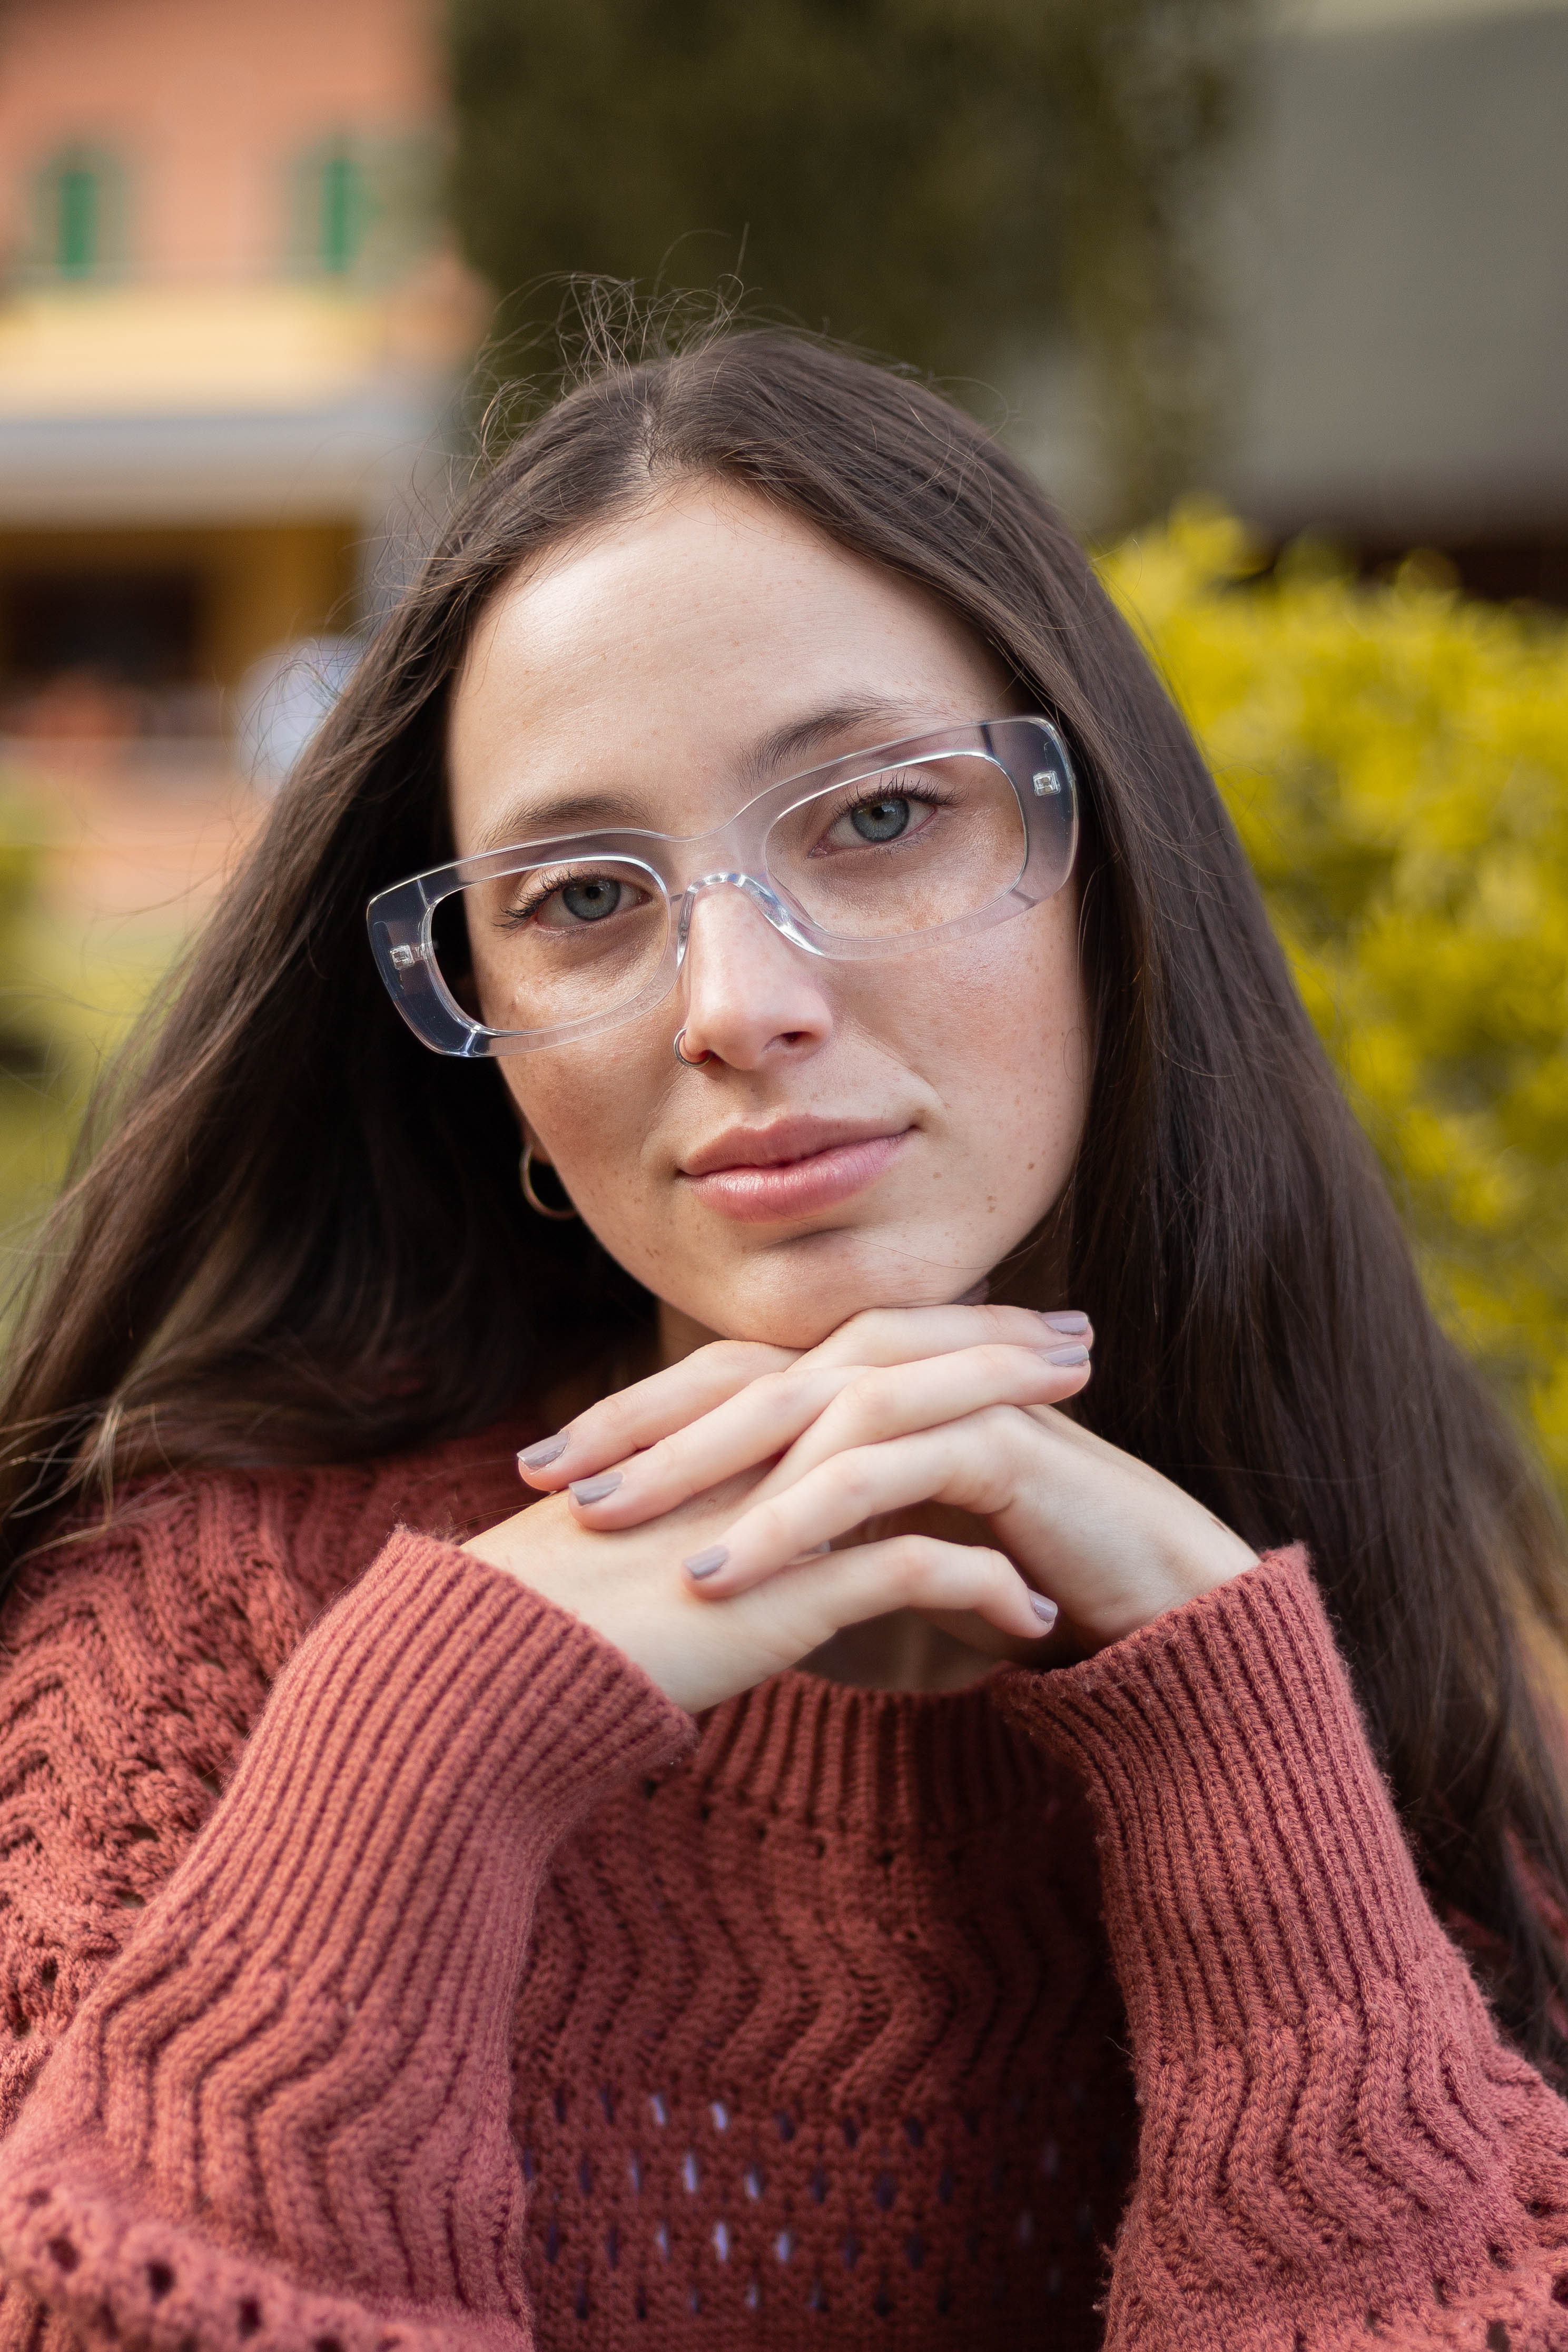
[672, 869, 822, 963]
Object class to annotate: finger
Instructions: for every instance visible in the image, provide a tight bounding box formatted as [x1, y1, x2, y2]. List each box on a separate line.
[516, 1339, 796, 1486]
[755, 1341, 1089, 1500]
[803, 1302, 1091, 1375]
[571, 1340, 1089, 1528]
[680, 1413, 1026, 1596]
[520, 1304, 1090, 1489]
[559, 1304, 1089, 1510]
[730, 1529, 1058, 1647]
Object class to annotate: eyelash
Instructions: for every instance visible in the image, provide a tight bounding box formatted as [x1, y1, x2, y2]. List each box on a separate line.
[496, 865, 618, 926]
[810, 774, 954, 840]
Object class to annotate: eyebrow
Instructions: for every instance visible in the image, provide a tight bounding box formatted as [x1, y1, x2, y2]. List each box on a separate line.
[741, 697, 917, 786]
[469, 696, 925, 855]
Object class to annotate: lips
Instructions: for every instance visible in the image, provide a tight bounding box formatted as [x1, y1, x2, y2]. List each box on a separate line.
[679, 1118, 911, 1222]
[682, 1116, 904, 1178]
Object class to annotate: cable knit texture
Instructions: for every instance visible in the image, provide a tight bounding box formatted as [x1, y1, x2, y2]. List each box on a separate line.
[1, 1426, 1567, 2351]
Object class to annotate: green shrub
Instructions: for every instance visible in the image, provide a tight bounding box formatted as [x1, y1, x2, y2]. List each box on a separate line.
[1102, 507, 1568, 1501]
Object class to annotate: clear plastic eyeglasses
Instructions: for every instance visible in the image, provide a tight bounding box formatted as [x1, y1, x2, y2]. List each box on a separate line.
[367, 715, 1078, 1058]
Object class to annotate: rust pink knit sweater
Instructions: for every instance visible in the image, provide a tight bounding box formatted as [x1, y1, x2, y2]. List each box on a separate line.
[3, 1423, 1568, 2351]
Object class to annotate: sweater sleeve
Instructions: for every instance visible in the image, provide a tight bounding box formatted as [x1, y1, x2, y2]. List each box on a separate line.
[0, 1520, 697, 2352]
[992, 1545, 1568, 2352]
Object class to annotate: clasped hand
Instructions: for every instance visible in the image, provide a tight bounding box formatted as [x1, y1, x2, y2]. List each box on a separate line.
[464, 1304, 1256, 1715]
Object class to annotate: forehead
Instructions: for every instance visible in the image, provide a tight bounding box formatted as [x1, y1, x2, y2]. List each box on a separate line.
[446, 481, 1010, 851]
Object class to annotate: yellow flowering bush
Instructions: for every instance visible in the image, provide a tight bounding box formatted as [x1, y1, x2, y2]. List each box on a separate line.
[1102, 509, 1568, 1501]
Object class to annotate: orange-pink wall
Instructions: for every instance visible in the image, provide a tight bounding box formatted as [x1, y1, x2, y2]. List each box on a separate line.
[0, 0, 443, 280]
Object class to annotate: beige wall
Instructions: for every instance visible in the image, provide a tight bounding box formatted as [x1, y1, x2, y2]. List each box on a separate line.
[0, 0, 440, 281]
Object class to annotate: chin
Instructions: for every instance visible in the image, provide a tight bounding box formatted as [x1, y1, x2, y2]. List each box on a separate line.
[692, 1237, 991, 1351]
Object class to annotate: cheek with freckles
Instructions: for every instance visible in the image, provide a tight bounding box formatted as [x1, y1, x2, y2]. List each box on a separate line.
[904, 911, 1090, 1238]
[504, 905, 1090, 1342]
[503, 1014, 710, 1312]
[504, 1017, 670, 1216]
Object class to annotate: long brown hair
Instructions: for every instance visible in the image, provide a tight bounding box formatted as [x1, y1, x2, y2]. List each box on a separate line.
[4, 324, 1567, 2067]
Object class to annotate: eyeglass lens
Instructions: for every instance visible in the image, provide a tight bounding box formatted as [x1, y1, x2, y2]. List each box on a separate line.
[430, 750, 1028, 1038]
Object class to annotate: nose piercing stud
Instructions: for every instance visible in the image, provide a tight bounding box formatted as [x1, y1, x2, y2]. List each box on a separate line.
[673, 1028, 714, 1067]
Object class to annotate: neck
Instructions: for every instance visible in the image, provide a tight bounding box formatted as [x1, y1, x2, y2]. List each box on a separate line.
[796, 1608, 1001, 1693]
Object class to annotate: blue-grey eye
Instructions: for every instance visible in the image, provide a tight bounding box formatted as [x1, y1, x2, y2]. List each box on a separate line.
[850, 796, 910, 843]
[561, 877, 622, 921]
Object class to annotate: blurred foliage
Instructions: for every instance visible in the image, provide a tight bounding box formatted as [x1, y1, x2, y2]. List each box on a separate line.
[0, 800, 64, 1277]
[0, 816, 55, 1091]
[445, 0, 1253, 521]
[0, 771, 179, 1285]
[1103, 508, 1568, 1500]
[0, 841, 40, 996]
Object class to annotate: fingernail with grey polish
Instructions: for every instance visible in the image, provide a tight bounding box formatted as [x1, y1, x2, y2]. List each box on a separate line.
[1041, 1342, 1091, 1366]
[518, 1434, 568, 1471]
[684, 1546, 728, 1580]
[570, 1471, 622, 1504]
[1041, 1310, 1089, 1334]
[1029, 1593, 1059, 1629]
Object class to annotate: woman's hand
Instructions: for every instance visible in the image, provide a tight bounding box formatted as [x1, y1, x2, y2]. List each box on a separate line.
[531, 1303, 1257, 1660]
[464, 1305, 1090, 1713]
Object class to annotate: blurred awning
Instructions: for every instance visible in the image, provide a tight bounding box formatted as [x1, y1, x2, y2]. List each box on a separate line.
[0, 398, 448, 526]
[0, 285, 457, 526]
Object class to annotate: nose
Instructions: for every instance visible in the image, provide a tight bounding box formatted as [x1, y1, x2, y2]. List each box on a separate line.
[673, 882, 836, 1070]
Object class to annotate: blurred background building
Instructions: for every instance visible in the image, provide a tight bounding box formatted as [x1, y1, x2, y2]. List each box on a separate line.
[0, 0, 476, 753]
[0, 0, 480, 1249]
[1004, 0, 1568, 595]
[1220, 0, 1568, 601]
[2, 0, 1562, 760]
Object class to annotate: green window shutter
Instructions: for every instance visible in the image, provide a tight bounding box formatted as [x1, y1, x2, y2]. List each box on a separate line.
[317, 146, 366, 273]
[56, 163, 99, 274]
[32, 148, 122, 280]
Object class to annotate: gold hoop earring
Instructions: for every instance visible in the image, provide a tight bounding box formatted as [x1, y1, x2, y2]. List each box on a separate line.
[520, 1140, 578, 1221]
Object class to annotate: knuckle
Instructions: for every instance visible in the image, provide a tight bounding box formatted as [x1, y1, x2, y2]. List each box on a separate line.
[579, 1404, 633, 1454]
[883, 1534, 951, 1603]
[827, 1307, 892, 1356]
[830, 1456, 881, 1513]
[737, 1488, 785, 1539]
[768, 1362, 827, 1419]
[831, 1369, 889, 1436]
[890, 1531, 940, 1578]
[645, 1424, 694, 1482]
[890, 1536, 1006, 1605]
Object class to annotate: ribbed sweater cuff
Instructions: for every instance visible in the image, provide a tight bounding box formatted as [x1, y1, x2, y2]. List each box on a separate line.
[205, 1524, 699, 1880]
[0, 1531, 697, 2345]
[991, 1546, 1443, 2049]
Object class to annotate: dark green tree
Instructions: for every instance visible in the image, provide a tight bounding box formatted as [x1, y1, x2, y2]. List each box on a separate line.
[446, 0, 1253, 523]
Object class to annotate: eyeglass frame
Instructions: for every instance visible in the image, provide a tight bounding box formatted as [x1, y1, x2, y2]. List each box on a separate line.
[366, 714, 1079, 1059]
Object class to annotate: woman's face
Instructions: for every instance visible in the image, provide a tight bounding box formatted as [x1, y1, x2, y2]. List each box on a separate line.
[447, 481, 1091, 1352]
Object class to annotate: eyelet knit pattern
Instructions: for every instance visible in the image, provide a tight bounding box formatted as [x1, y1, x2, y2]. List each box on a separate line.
[506, 1659, 1135, 2338]
[0, 1428, 1566, 2349]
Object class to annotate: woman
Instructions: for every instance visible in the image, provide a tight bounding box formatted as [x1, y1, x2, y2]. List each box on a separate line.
[1, 329, 1566, 2352]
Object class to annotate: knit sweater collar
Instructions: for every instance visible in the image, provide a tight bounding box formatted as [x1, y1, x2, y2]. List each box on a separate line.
[689, 1662, 1054, 1836]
